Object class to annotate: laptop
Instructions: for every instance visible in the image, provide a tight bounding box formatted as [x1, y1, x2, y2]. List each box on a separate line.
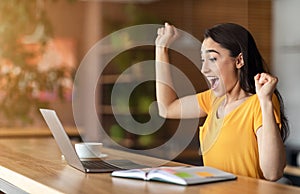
[39, 109, 149, 173]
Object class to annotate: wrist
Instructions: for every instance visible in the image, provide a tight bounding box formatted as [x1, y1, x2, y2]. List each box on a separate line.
[156, 47, 169, 62]
[259, 98, 273, 113]
[156, 46, 168, 53]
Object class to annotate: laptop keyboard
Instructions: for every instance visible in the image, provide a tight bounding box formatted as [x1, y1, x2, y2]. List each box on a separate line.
[82, 160, 122, 170]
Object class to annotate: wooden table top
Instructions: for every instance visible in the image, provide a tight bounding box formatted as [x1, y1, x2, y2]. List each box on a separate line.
[0, 137, 300, 194]
[0, 126, 79, 138]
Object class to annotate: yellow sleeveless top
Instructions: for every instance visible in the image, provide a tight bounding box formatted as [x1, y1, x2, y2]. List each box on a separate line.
[197, 90, 281, 179]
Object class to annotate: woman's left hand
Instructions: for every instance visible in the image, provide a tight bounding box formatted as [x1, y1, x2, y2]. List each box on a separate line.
[254, 73, 278, 101]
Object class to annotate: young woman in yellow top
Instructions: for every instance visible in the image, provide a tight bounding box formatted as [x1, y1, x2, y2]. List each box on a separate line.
[155, 23, 289, 181]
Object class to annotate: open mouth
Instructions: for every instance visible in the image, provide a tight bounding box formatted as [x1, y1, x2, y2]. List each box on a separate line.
[207, 76, 219, 90]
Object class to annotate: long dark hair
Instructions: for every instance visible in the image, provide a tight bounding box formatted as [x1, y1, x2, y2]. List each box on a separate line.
[204, 23, 289, 142]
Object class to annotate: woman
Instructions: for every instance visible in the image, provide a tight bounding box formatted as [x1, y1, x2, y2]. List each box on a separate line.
[155, 22, 289, 181]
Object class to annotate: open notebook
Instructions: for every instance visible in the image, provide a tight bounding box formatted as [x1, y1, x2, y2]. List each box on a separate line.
[111, 166, 237, 186]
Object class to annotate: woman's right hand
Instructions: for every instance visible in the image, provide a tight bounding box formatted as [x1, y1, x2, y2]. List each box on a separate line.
[155, 23, 204, 119]
[155, 23, 178, 48]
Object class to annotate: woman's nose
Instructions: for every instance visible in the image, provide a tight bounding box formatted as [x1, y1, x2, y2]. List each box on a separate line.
[201, 61, 210, 74]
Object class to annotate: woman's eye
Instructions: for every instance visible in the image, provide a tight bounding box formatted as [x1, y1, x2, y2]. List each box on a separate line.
[209, 57, 217, 62]
[201, 57, 217, 63]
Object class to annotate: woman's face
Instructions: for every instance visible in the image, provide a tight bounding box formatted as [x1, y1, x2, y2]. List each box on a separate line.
[201, 37, 239, 97]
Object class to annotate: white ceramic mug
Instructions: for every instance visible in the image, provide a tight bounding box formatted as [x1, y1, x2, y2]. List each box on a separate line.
[75, 142, 105, 159]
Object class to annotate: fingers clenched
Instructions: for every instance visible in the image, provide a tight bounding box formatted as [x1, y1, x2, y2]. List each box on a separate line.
[155, 22, 178, 47]
[254, 73, 278, 99]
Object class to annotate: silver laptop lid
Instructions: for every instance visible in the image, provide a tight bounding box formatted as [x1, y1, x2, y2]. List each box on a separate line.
[39, 109, 85, 172]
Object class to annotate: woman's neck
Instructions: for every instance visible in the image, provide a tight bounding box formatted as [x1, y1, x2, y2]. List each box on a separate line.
[224, 81, 251, 105]
[217, 85, 251, 119]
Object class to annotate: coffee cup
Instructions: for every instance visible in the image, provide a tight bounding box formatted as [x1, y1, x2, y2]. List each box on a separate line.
[75, 142, 106, 159]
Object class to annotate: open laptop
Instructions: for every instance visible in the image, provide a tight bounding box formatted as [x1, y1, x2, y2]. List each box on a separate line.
[40, 109, 149, 173]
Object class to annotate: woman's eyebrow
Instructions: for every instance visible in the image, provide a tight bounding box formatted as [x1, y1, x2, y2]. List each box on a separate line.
[202, 49, 220, 55]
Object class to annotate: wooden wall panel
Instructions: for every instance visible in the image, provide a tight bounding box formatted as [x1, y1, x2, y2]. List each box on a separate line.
[134, 0, 272, 89]
[137, 0, 271, 66]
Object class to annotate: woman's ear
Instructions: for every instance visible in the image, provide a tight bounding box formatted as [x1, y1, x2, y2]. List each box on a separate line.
[235, 53, 244, 69]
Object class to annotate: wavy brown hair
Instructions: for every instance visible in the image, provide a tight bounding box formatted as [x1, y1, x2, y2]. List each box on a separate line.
[204, 23, 289, 142]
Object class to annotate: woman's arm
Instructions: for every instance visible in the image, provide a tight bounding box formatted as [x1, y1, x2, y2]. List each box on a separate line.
[155, 23, 206, 119]
[255, 73, 286, 181]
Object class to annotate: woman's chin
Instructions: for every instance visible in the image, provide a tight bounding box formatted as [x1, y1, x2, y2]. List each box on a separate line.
[211, 87, 225, 97]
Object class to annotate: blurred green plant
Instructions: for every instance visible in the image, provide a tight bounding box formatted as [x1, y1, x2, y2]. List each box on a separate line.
[102, 3, 162, 148]
[0, 0, 75, 126]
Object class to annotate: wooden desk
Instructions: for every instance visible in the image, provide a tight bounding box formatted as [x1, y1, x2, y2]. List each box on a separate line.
[1, 138, 300, 194]
[285, 165, 300, 177]
[0, 127, 79, 138]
